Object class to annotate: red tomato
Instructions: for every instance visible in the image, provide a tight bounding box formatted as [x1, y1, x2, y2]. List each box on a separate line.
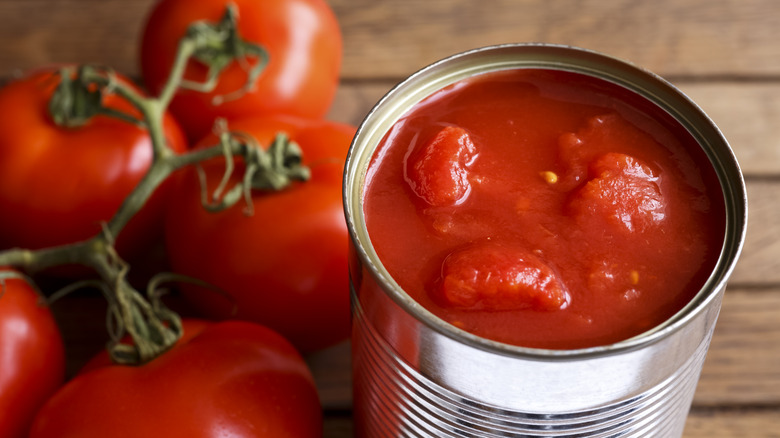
[140, 0, 343, 142]
[29, 320, 322, 438]
[164, 116, 353, 352]
[0, 68, 187, 262]
[0, 269, 65, 438]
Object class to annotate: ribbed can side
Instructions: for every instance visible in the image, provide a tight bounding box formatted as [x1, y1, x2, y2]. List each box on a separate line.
[352, 293, 713, 437]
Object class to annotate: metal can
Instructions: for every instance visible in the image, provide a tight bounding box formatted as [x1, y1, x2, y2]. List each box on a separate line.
[343, 44, 747, 437]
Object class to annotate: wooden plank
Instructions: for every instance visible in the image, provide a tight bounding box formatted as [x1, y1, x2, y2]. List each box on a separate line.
[732, 181, 780, 285]
[678, 82, 780, 177]
[326, 81, 390, 126]
[307, 340, 352, 410]
[695, 288, 780, 406]
[0, 0, 153, 78]
[1, 0, 779, 79]
[337, 0, 780, 79]
[334, 0, 780, 79]
[685, 409, 780, 437]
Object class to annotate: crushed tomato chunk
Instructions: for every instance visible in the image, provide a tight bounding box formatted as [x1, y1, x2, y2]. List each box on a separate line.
[570, 153, 666, 233]
[439, 242, 569, 311]
[405, 126, 477, 207]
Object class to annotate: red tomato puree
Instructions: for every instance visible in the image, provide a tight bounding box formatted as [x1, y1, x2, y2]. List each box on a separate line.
[362, 69, 725, 349]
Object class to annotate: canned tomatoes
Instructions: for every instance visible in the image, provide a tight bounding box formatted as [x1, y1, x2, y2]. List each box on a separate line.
[344, 44, 747, 437]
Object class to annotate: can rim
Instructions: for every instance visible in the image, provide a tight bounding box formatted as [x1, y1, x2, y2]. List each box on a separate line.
[343, 42, 748, 361]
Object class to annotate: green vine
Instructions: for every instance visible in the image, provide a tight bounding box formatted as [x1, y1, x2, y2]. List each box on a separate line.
[0, 3, 308, 365]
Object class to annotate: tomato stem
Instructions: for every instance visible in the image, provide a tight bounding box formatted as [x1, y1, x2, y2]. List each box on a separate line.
[177, 3, 270, 106]
[196, 122, 311, 213]
[0, 4, 282, 365]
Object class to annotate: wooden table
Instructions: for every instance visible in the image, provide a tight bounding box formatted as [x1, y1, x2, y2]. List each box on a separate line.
[1, 1, 778, 436]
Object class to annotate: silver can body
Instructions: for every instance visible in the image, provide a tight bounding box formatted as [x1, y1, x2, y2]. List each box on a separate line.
[343, 44, 748, 437]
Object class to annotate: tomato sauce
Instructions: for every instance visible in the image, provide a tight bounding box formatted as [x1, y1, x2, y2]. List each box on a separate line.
[362, 69, 725, 349]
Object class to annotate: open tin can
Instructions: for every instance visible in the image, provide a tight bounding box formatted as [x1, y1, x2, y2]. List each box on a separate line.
[343, 44, 747, 437]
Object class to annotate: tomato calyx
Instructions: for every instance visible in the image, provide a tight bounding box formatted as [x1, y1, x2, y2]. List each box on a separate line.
[48, 65, 146, 129]
[199, 120, 311, 214]
[47, 66, 104, 128]
[179, 3, 270, 106]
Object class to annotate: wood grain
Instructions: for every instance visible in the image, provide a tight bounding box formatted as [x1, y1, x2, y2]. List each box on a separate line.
[333, 0, 780, 79]
[678, 82, 780, 177]
[684, 409, 780, 438]
[1, 0, 779, 79]
[733, 181, 780, 285]
[0, 0, 153, 78]
[695, 288, 780, 406]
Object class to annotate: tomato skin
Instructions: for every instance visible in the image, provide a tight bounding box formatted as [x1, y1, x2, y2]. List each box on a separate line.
[29, 320, 322, 438]
[140, 0, 342, 142]
[0, 68, 187, 261]
[0, 269, 65, 438]
[164, 116, 354, 352]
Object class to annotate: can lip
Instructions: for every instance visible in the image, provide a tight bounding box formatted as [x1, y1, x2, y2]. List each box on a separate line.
[343, 42, 749, 361]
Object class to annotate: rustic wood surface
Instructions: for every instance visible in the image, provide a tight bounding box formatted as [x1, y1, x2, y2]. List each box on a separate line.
[1, 0, 778, 436]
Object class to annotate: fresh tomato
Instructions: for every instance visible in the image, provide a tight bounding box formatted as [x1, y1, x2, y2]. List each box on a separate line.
[0, 67, 187, 262]
[164, 116, 353, 352]
[140, 0, 343, 142]
[0, 269, 65, 438]
[29, 320, 323, 437]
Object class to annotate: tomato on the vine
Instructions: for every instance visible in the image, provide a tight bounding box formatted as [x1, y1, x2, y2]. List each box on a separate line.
[140, 0, 343, 142]
[0, 269, 65, 438]
[0, 67, 187, 261]
[164, 116, 354, 352]
[29, 320, 322, 437]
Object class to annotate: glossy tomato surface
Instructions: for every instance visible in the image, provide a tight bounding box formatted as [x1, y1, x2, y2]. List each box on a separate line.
[0, 68, 187, 260]
[164, 116, 354, 353]
[0, 269, 65, 438]
[140, 0, 342, 142]
[29, 320, 322, 438]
